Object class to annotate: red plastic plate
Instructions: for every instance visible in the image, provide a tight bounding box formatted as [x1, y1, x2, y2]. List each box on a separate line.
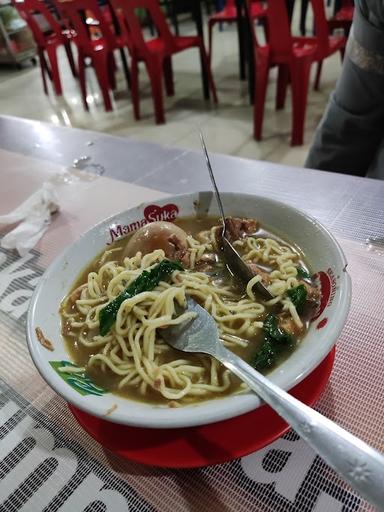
[69, 348, 335, 468]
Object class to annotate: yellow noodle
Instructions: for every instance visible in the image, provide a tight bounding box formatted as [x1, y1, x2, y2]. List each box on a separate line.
[61, 231, 308, 404]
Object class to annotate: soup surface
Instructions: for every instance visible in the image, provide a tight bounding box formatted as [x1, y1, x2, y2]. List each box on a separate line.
[60, 216, 319, 406]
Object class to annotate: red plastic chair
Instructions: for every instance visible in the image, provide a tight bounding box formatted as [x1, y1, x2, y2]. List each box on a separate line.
[328, 0, 354, 37]
[301, 0, 346, 90]
[208, 0, 266, 64]
[246, 0, 317, 146]
[56, 0, 130, 112]
[13, 0, 76, 95]
[110, 0, 218, 124]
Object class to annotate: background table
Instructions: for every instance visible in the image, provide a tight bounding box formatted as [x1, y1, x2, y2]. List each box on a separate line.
[0, 115, 383, 512]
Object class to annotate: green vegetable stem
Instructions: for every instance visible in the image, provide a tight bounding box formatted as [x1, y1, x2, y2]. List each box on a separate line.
[99, 259, 184, 336]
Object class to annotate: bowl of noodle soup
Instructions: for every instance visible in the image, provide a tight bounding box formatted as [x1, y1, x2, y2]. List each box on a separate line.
[27, 192, 351, 428]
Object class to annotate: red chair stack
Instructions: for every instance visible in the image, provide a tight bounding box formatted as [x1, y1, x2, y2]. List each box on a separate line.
[301, 0, 346, 90]
[328, 0, 354, 37]
[208, 0, 267, 64]
[247, 0, 346, 146]
[247, 0, 316, 145]
[110, 0, 218, 124]
[56, 0, 131, 112]
[13, 0, 77, 96]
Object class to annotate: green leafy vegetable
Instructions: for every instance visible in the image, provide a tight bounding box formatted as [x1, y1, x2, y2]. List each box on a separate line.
[252, 339, 278, 371]
[251, 315, 295, 371]
[297, 266, 311, 280]
[99, 259, 184, 336]
[263, 314, 293, 344]
[287, 284, 307, 313]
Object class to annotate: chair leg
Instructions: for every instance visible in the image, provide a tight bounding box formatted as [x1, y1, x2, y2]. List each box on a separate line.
[276, 64, 289, 110]
[46, 45, 62, 96]
[208, 20, 214, 66]
[64, 41, 77, 78]
[78, 53, 89, 111]
[163, 56, 174, 97]
[38, 48, 48, 95]
[93, 54, 113, 112]
[199, 44, 218, 103]
[340, 47, 345, 61]
[119, 47, 131, 90]
[314, 60, 323, 91]
[130, 58, 140, 120]
[290, 59, 311, 146]
[146, 60, 165, 124]
[253, 50, 270, 141]
[107, 52, 117, 90]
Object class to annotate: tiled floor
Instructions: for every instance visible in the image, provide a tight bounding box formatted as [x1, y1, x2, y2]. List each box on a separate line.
[0, 9, 342, 168]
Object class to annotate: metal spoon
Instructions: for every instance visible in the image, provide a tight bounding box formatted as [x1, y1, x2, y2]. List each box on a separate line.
[161, 297, 384, 510]
[199, 132, 273, 300]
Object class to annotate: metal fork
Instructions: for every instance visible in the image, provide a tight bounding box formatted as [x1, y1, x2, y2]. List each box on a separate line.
[161, 297, 384, 510]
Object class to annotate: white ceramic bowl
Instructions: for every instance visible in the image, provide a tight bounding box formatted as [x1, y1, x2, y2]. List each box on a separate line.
[27, 192, 351, 428]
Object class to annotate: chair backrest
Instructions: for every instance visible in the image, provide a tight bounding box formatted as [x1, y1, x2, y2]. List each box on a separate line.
[12, 0, 63, 46]
[226, 0, 259, 11]
[56, 0, 116, 53]
[265, 0, 293, 59]
[110, 0, 174, 57]
[225, 0, 235, 8]
[310, 0, 331, 55]
[246, 0, 292, 60]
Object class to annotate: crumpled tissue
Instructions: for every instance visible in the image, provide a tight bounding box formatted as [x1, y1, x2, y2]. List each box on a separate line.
[0, 182, 59, 256]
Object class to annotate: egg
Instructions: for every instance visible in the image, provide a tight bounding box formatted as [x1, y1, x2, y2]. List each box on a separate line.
[123, 221, 188, 260]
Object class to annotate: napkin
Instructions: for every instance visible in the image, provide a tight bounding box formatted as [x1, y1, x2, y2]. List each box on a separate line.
[0, 182, 59, 256]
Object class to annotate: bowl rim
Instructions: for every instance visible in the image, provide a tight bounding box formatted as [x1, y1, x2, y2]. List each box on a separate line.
[26, 191, 352, 428]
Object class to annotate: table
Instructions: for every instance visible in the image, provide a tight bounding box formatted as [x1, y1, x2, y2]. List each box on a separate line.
[0, 115, 383, 512]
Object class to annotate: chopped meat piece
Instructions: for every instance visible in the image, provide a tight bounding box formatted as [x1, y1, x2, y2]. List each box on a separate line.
[174, 248, 190, 267]
[69, 285, 83, 304]
[35, 327, 54, 351]
[300, 281, 320, 304]
[225, 217, 258, 242]
[168, 233, 186, 252]
[248, 263, 271, 286]
[61, 321, 73, 336]
[195, 253, 217, 272]
[105, 404, 118, 416]
[278, 314, 304, 337]
[168, 400, 181, 408]
[154, 378, 162, 390]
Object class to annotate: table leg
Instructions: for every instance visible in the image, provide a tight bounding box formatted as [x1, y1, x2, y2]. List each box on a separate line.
[235, 0, 246, 81]
[191, 0, 210, 99]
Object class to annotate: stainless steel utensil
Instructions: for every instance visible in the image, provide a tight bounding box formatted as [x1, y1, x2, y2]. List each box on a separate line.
[161, 297, 384, 510]
[199, 132, 273, 300]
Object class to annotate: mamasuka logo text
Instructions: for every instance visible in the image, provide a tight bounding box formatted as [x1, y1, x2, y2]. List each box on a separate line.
[107, 204, 179, 245]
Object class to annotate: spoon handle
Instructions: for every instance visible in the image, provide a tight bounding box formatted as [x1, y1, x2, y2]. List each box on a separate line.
[199, 131, 227, 223]
[219, 347, 384, 509]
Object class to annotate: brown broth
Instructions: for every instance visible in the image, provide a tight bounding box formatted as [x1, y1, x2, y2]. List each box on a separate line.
[61, 216, 313, 406]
